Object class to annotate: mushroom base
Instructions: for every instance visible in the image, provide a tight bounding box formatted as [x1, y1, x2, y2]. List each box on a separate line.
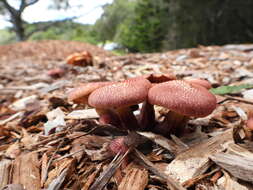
[95, 108, 121, 127]
[138, 101, 155, 131]
[116, 107, 140, 130]
[154, 111, 189, 137]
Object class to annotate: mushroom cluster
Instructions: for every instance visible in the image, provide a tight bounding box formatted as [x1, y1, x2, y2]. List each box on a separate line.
[68, 74, 217, 154]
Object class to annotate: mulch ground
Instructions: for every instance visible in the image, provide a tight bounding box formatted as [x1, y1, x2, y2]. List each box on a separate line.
[0, 40, 253, 190]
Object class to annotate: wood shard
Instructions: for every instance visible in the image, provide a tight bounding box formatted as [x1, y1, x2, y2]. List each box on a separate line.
[165, 129, 233, 183]
[0, 159, 12, 189]
[118, 168, 148, 190]
[210, 151, 253, 183]
[12, 152, 41, 190]
[217, 171, 249, 190]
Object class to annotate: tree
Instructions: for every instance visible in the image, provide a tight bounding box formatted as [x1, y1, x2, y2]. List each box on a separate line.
[0, 0, 69, 41]
[162, 0, 253, 50]
[93, 0, 136, 45]
[115, 0, 170, 52]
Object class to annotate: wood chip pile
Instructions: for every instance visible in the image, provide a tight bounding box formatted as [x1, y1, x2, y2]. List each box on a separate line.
[1, 40, 253, 190]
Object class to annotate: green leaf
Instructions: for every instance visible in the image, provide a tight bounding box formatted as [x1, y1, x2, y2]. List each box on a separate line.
[210, 84, 253, 95]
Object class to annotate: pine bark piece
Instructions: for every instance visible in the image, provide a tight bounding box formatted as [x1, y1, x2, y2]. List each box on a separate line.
[12, 152, 41, 190]
[0, 159, 12, 189]
[118, 168, 148, 190]
[165, 129, 233, 183]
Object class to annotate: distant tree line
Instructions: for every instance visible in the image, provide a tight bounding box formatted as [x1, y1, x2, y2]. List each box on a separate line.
[94, 0, 253, 52]
[1, 0, 253, 52]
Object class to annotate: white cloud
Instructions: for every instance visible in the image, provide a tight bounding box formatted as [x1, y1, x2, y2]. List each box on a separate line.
[0, 0, 113, 29]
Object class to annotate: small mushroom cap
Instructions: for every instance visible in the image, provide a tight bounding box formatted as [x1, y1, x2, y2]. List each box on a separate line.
[246, 118, 253, 131]
[88, 78, 151, 108]
[68, 81, 114, 104]
[185, 78, 212, 89]
[109, 137, 129, 155]
[66, 51, 93, 66]
[148, 80, 217, 117]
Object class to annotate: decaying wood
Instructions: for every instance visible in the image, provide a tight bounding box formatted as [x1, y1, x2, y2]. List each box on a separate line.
[118, 168, 148, 190]
[165, 129, 233, 184]
[0, 159, 12, 189]
[12, 152, 41, 190]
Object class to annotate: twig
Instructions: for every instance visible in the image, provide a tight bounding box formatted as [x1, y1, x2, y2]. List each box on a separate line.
[218, 95, 253, 105]
[53, 148, 85, 163]
[182, 167, 220, 188]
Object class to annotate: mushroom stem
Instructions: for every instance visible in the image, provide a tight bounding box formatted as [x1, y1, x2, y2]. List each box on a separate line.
[95, 108, 121, 127]
[154, 111, 189, 137]
[115, 107, 140, 130]
[138, 101, 156, 131]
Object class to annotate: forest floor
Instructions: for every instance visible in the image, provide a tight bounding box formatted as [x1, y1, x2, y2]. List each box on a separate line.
[0, 40, 253, 190]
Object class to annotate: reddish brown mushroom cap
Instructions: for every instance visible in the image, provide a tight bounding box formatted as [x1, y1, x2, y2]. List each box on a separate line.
[246, 118, 253, 131]
[88, 78, 151, 108]
[68, 81, 114, 104]
[148, 80, 217, 117]
[185, 78, 212, 89]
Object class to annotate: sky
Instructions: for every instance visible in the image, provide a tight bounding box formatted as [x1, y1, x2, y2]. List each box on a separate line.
[0, 0, 113, 29]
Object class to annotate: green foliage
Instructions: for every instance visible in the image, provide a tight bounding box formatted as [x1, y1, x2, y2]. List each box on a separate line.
[0, 29, 16, 44]
[28, 21, 100, 45]
[115, 0, 170, 52]
[163, 0, 253, 50]
[94, 0, 136, 44]
[210, 84, 253, 95]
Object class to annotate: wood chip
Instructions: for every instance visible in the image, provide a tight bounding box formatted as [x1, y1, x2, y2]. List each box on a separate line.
[0, 159, 12, 189]
[137, 131, 186, 155]
[65, 109, 98, 120]
[165, 129, 233, 183]
[210, 151, 253, 183]
[12, 152, 41, 190]
[134, 149, 186, 190]
[118, 168, 148, 190]
[217, 171, 249, 190]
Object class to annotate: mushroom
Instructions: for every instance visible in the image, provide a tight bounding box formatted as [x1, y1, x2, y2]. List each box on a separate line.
[148, 80, 217, 136]
[66, 51, 93, 67]
[139, 73, 177, 130]
[244, 110, 253, 141]
[88, 78, 152, 130]
[68, 81, 120, 126]
[47, 66, 68, 79]
[185, 78, 212, 89]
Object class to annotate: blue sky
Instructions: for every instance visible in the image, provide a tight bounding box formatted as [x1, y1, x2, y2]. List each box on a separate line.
[0, 0, 113, 29]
